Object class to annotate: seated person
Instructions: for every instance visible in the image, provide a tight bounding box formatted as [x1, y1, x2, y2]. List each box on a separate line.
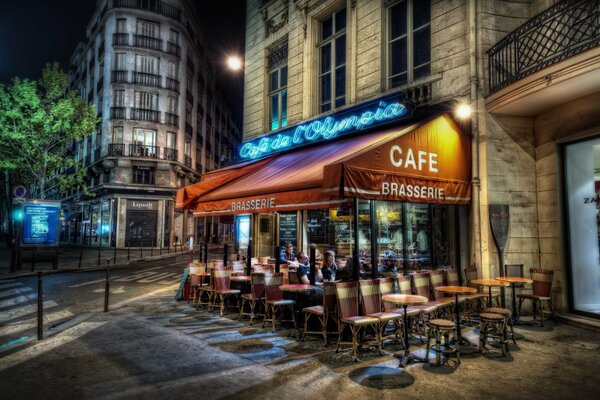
[378, 250, 399, 276]
[316, 250, 339, 282]
[295, 251, 311, 284]
[279, 242, 297, 264]
[336, 257, 354, 281]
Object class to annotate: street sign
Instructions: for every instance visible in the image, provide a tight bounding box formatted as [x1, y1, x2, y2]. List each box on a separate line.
[14, 185, 26, 198]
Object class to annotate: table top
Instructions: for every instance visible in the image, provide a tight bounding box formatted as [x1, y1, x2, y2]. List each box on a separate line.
[496, 276, 533, 284]
[231, 276, 251, 282]
[471, 279, 509, 287]
[382, 294, 428, 306]
[435, 285, 477, 295]
[190, 271, 210, 276]
[279, 284, 315, 292]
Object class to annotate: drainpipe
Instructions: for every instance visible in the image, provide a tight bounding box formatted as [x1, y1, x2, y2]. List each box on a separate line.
[469, 0, 483, 273]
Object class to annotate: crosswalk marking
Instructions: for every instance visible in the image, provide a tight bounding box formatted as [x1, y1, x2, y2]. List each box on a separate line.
[0, 301, 58, 323]
[0, 287, 33, 299]
[0, 293, 37, 308]
[137, 272, 177, 283]
[0, 310, 75, 337]
[0, 282, 23, 290]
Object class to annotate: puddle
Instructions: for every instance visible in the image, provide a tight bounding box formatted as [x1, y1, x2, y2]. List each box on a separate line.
[349, 366, 415, 389]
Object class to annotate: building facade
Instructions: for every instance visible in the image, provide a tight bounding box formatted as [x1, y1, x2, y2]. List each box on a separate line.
[62, 0, 241, 249]
[233, 0, 600, 319]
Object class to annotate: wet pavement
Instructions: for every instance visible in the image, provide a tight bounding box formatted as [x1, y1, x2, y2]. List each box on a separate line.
[2, 290, 600, 400]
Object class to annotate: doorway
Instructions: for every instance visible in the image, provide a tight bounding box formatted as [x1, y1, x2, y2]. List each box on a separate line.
[256, 213, 276, 258]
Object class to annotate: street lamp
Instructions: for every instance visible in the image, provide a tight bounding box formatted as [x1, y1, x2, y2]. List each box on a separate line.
[226, 56, 243, 71]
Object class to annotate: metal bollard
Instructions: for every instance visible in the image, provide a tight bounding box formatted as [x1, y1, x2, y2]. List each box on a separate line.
[127, 242, 130, 261]
[97, 245, 101, 266]
[140, 241, 143, 258]
[113, 246, 117, 264]
[104, 259, 110, 312]
[150, 242, 154, 257]
[37, 272, 43, 340]
[79, 246, 84, 269]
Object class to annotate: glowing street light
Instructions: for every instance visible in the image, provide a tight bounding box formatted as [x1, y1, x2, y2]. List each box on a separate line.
[227, 56, 243, 71]
[455, 103, 472, 119]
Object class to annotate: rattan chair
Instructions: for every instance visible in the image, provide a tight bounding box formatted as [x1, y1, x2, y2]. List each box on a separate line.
[479, 312, 509, 356]
[210, 267, 241, 316]
[359, 279, 402, 345]
[517, 268, 556, 327]
[262, 273, 296, 331]
[239, 273, 266, 324]
[302, 282, 338, 344]
[464, 265, 500, 307]
[425, 318, 459, 366]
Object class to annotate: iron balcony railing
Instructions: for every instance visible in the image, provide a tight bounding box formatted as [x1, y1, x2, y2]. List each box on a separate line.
[165, 112, 179, 127]
[133, 34, 163, 52]
[184, 155, 192, 167]
[129, 144, 159, 158]
[110, 107, 126, 120]
[112, 33, 129, 46]
[108, 143, 125, 156]
[166, 41, 181, 58]
[113, 0, 181, 22]
[488, 0, 600, 94]
[166, 77, 180, 93]
[133, 71, 161, 87]
[164, 147, 178, 161]
[111, 70, 128, 83]
[131, 108, 160, 122]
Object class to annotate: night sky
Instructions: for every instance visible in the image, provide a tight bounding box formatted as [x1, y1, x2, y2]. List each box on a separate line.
[0, 0, 246, 127]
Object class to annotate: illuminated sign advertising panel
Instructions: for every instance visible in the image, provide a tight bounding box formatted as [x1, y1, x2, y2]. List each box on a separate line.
[21, 200, 61, 247]
[238, 94, 413, 160]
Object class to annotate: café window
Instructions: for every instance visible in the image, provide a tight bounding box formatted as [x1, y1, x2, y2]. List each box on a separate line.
[387, 0, 431, 88]
[132, 166, 155, 185]
[318, 8, 346, 113]
[564, 136, 600, 317]
[268, 40, 288, 131]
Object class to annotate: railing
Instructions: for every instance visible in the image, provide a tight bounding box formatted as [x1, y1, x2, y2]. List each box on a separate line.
[133, 34, 163, 51]
[108, 143, 125, 156]
[186, 90, 194, 105]
[164, 147, 178, 161]
[185, 122, 193, 136]
[131, 108, 160, 122]
[112, 33, 129, 46]
[129, 144, 159, 158]
[111, 70, 128, 83]
[110, 106, 126, 120]
[133, 71, 161, 87]
[113, 0, 181, 22]
[166, 41, 181, 58]
[184, 155, 192, 167]
[165, 112, 179, 127]
[166, 77, 180, 93]
[488, 0, 600, 94]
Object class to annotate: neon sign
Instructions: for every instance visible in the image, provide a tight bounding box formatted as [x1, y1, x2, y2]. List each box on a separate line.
[238, 95, 413, 160]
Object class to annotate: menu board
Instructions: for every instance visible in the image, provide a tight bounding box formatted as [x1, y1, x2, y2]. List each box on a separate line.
[22, 201, 60, 246]
[279, 212, 297, 247]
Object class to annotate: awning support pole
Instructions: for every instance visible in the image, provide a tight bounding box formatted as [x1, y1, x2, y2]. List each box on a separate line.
[370, 200, 378, 279]
[352, 198, 360, 281]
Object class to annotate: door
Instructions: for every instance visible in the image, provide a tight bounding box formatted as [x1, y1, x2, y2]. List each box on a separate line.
[256, 213, 276, 258]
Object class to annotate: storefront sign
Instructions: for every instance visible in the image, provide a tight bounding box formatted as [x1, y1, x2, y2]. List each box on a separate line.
[238, 94, 413, 160]
[279, 212, 297, 247]
[127, 200, 158, 211]
[231, 197, 275, 212]
[21, 200, 61, 247]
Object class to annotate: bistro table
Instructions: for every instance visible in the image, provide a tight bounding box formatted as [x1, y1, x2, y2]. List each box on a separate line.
[231, 275, 251, 294]
[470, 279, 509, 306]
[435, 286, 477, 345]
[496, 276, 533, 325]
[279, 284, 316, 338]
[381, 294, 428, 367]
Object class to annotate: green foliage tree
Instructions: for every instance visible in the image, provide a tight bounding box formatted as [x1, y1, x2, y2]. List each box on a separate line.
[0, 62, 99, 199]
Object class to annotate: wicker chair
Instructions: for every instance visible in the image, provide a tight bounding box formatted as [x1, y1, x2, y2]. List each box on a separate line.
[517, 269, 556, 327]
[479, 312, 509, 356]
[302, 282, 338, 344]
[335, 281, 381, 362]
[188, 264, 205, 307]
[239, 273, 266, 324]
[429, 270, 455, 316]
[464, 265, 500, 307]
[210, 267, 241, 316]
[425, 318, 459, 366]
[262, 273, 296, 331]
[359, 279, 402, 345]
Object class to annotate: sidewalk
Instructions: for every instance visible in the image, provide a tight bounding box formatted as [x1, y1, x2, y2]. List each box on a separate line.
[2, 289, 599, 400]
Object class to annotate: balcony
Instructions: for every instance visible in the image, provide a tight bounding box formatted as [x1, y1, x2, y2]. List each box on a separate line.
[166, 77, 180, 93]
[164, 147, 178, 161]
[108, 143, 125, 156]
[133, 34, 163, 52]
[165, 112, 179, 127]
[184, 155, 192, 167]
[112, 33, 129, 46]
[131, 108, 160, 122]
[129, 144, 159, 158]
[111, 70, 128, 84]
[113, 0, 181, 22]
[487, 0, 600, 115]
[166, 41, 181, 58]
[110, 107, 126, 120]
[185, 122, 193, 136]
[133, 72, 161, 87]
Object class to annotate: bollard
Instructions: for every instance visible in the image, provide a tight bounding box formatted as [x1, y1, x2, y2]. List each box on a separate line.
[79, 246, 84, 269]
[97, 245, 101, 266]
[223, 243, 229, 266]
[203, 242, 208, 263]
[104, 259, 110, 312]
[31, 247, 36, 272]
[127, 242, 130, 261]
[150, 241, 154, 257]
[140, 241, 143, 258]
[37, 272, 43, 340]
[113, 246, 117, 264]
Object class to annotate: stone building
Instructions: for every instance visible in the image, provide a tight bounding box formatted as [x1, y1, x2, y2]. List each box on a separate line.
[62, 0, 241, 249]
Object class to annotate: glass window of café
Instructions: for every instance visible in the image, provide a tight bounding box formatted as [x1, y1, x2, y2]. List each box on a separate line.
[564, 136, 600, 317]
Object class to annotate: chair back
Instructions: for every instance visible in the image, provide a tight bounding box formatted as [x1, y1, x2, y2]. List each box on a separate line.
[530, 268, 553, 297]
[208, 259, 224, 269]
[412, 272, 431, 299]
[396, 275, 412, 294]
[335, 281, 360, 319]
[280, 264, 290, 284]
[229, 261, 245, 275]
[378, 277, 396, 311]
[264, 272, 284, 301]
[464, 266, 480, 290]
[444, 269, 460, 286]
[359, 279, 383, 315]
[212, 267, 231, 291]
[259, 256, 271, 265]
[250, 273, 266, 298]
[506, 264, 525, 287]
[189, 264, 203, 285]
[322, 282, 338, 315]
[428, 270, 446, 299]
[251, 257, 259, 265]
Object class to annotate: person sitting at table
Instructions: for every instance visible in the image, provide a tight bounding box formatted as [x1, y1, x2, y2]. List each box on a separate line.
[336, 257, 354, 281]
[316, 250, 339, 282]
[279, 242, 297, 265]
[378, 250, 399, 277]
[295, 251, 311, 285]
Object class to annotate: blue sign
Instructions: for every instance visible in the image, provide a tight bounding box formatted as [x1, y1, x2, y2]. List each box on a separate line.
[238, 94, 413, 160]
[22, 201, 61, 246]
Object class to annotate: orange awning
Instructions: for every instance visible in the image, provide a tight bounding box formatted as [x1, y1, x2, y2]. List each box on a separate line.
[188, 114, 471, 216]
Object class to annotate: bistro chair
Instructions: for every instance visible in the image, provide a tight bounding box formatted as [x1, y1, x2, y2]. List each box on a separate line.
[302, 282, 338, 345]
[229, 261, 245, 276]
[197, 267, 215, 309]
[446, 268, 486, 324]
[210, 267, 241, 316]
[486, 307, 516, 344]
[478, 311, 510, 356]
[429, 270, 455, 315]
[359, 279, 402, 345]
[262, 273, 296, 332]
[425, 318, 459, 366]
[464, 265, 500, 307]
[239, 273, 266, 324]
[517, 268, 556, 327]
[188, 264, 205, 307]
[335, 281, 382, 362]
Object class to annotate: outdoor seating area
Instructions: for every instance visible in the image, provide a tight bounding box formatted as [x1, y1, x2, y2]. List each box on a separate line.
[183, 260, 559, 369]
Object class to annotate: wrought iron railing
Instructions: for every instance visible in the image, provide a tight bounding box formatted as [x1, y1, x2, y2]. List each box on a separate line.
[164, 147, 178, 161]
[184, 155, 192, 167]
[131, 108, 160, 122]
[110, 107, 126, 120]
[133, 34, 163, 51]
[166, 41, 181, 58]
[112, 33, 129, 46]
[166, 77, 180, 93]
[133, 71, 161, 87]
[129, 144, 159, 158]
[111, 70, 128, 83]
[113, 0, 181, 21]
[108, 143, 125, 156]
[165, 112, 179, 127]
[488, 0, 600, 93]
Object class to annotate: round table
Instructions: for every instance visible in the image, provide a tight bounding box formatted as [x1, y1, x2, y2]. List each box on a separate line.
[435, 286, 477, 344]
[279, 284, 316, 337]
[470, 279, 509, 306]
[381, 294, 428, 367]
[230, 275, 251, 282]
[496, 276, 533, 324]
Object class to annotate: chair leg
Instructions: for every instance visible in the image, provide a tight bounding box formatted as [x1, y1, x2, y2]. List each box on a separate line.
[302, 313, 309, 342]
[291, 304, 297, 329]
[262, 304, 269, 328]
[272, 305, 277, 332]
[425, 325, 431, 363]
[539, 300, 544, 327]
[351, 325, 360, 362]
[219, 293, 225, 316]
[336, 322, 344, 353]
[321, 315, 328, 345]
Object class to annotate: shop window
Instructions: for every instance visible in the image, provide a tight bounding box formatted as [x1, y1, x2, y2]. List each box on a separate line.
[318, 8, 346, 113]
[132, 166, 155, 184]
[268, 40, 288, 131]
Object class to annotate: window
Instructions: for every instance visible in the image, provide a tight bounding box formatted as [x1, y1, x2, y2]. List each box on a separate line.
[116, 18, 126, 33]
[318, 8, 346, 113]
[133, 128, 156, 146]
[387, 0, 431, 88]
[135, 55, 158, 74]
[167, 131, 176, 149]
[268, 41, 288, 131]
[132, 166, 155, 185]
[184, 140, 191, 157]
[114, 53, 126, 70]
[169, 29, 179, 44]
[113, 126, 123, 143]
[136, 19, 159, 37]
[134, 91, 158, 110]
[114, 90, 125, 107]
[167, 96, 178, 114]
[167, 61, 178, 79]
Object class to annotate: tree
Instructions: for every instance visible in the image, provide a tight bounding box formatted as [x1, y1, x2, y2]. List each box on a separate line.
[0, 62, 99, 199]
